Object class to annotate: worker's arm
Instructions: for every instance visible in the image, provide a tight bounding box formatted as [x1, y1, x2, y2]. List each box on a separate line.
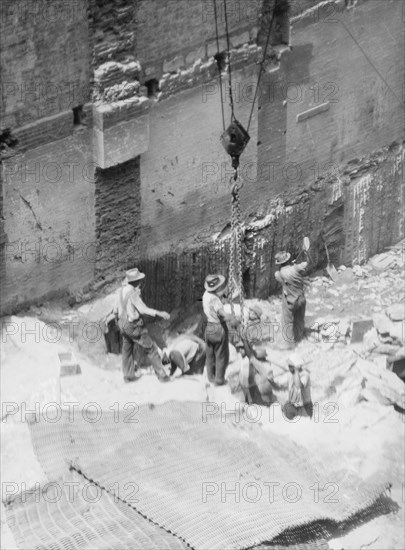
[132, 294, 170, 320]
[296, 261, 308, 273]
[275, 270, 282, 283]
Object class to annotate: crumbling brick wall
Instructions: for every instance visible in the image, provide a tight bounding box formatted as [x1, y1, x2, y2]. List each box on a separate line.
[0, 0, 90, 129]
[0, 0, 403, 315]
[94, 157, 142, 278]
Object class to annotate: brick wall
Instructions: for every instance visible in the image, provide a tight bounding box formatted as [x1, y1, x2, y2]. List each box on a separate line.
[136, 0, 263, 78]
[0, 0, 403, 314]
[139, 61, 259, 255]
[94, 157, 141, 278]
[256, 0, 404, 265]
[0, 129, 95, 314]
[0, 0, 90, 129]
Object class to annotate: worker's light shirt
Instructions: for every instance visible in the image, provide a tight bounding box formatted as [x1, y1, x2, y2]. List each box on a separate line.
[202, 290, 223, 323]
[275, 262, 308, 303]
[114, 284, 156, 322]
[166, 337, 200, 363]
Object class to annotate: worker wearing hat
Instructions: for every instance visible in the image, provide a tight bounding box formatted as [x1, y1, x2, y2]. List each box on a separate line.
[113, 268, 171, 383]
[274, 251, 309, 349]
[202, 274, 237, 385]
[282, 352, 313, 420]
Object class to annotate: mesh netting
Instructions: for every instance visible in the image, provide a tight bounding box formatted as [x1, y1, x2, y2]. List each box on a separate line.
[5, 475, 189, 550]
[6, 401, 391, 550]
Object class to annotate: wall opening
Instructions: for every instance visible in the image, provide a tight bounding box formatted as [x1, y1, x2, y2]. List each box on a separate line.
[145, 79, 160, 99]
[73, 105, 86, 126]
[259, 0, 290, 48]
[0, 129, 18, 158]
[213, 51, 227, 72]
[272, 0, 290, 45]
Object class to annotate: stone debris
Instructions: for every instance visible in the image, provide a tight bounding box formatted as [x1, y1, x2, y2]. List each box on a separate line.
[352, 265, 364, 277]
[372, 313, 395, 336]
[386, 303, 405, 322]
[370, 252, 400, 270]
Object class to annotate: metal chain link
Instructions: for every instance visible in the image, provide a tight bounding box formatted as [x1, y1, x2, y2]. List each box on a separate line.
[228, 170, 245, 331]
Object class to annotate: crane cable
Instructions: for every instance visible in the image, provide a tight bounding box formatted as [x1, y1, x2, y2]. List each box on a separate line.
[213, 0, 226, 132]
[212, 0, 279, 328]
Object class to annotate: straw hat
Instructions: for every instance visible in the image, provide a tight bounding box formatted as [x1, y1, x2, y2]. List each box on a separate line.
[125, 268, 145, 284]
[275, 251, 291, 265]
[204, 274, 226, 292]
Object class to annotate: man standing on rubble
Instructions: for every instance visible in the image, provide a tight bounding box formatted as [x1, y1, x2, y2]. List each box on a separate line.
[161, 334, 206, 376]
[203, 274, 238, 386]
[282, 353, 313, 419]
[274, 251, 309, 349]
[114, 268, 171, 383]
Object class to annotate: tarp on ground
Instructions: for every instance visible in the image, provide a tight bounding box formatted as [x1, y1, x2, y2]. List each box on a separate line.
[7, 401, 390, 550]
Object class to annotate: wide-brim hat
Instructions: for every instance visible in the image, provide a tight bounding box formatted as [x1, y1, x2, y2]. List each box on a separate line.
[249, 304, 263, 319]
[204, 274, 226, 292]
[275, 251, 291, 265]
[125, 268, 145, 283]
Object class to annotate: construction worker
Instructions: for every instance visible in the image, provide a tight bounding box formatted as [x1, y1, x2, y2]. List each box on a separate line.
[113, 268, 171, 383]
[237, 339, 277, 406]
[242, 303, 263, 346]
[282, 353, 313, 419]
[274, 251, 309, 349]
[203, 274, 238, 386]
[161, 334, 206, 376]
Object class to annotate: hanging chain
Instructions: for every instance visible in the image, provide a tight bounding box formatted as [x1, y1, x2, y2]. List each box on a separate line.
[228, 169, 245, 331]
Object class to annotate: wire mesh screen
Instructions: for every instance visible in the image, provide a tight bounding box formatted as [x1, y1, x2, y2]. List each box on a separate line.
[5, 401, 391, 550]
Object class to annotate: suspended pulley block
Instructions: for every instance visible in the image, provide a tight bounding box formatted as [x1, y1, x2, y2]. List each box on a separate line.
[220, 119, 250, 170]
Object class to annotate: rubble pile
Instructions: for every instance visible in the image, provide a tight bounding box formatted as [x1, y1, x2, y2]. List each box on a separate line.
[304, 243, 404, 360]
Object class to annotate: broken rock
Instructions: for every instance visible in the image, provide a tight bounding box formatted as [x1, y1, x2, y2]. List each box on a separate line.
[352, 265, 364, 277]
[372, 313, 394, 336]
[386, 356, 405, 381]
[337, 268, 354, 283]
[386, 303, 405, 322]
[370, 253, 397, 270]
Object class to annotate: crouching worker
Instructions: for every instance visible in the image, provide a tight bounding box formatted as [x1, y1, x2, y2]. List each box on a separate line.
[161, 334, 206, 376]
[282, 353, 313, 419]
[203, 274, 239, 386]
[113, 268, 171, 383]
[237, 340, 277, 406]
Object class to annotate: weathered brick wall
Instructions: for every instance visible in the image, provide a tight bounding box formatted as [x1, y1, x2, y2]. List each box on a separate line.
[0, 128, 95, 314]
[94, 157, 141, 277]
[0, 0, 90, 129]
[136, 0, 263, 79]
[139, 59, 259, 255]
[254, 0, 404, 272]
[0, 0, 403, 315]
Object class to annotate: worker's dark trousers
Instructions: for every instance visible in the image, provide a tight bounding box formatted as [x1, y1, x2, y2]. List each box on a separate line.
[281, 294, 306, 345]
[205, 321, 229, 385]
[119, 320, 168, 382]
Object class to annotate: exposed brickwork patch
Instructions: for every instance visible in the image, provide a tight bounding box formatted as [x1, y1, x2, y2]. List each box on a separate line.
[94, 157, 141, 278]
